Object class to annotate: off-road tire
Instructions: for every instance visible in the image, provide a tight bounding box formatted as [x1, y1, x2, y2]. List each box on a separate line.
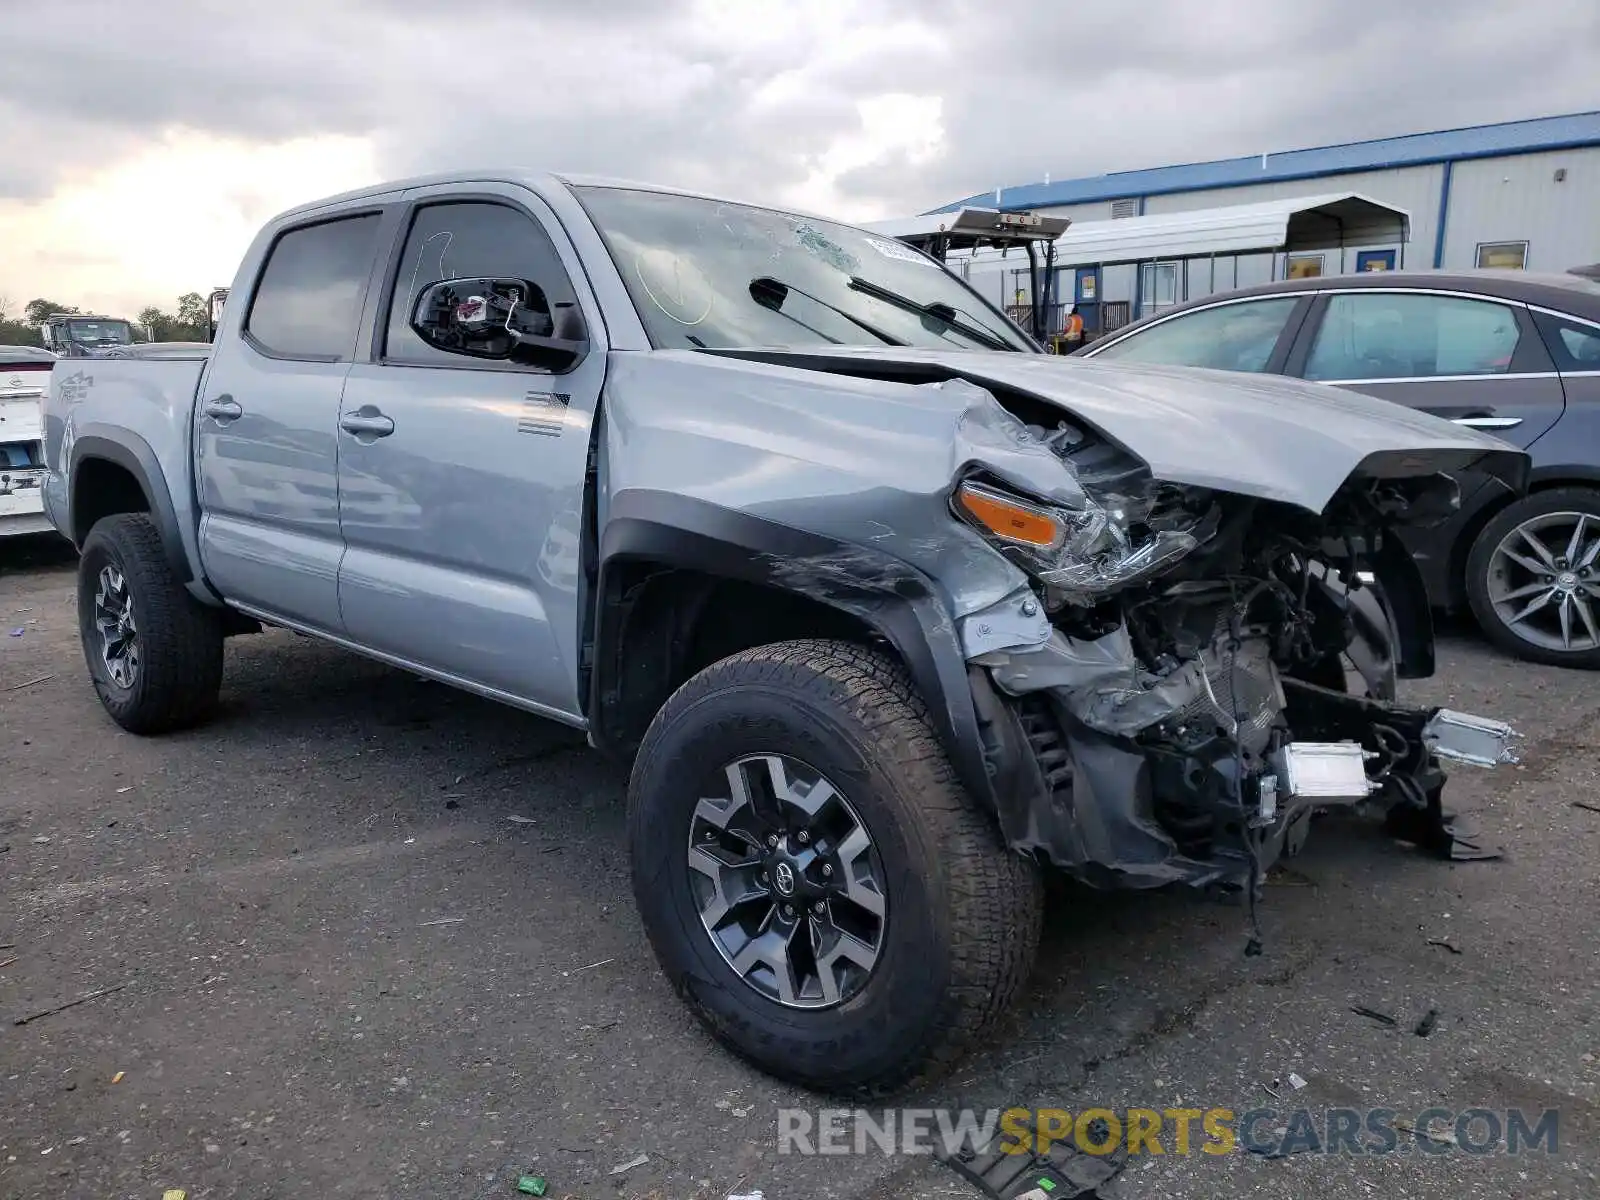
[78, 513, 225, 733]
[1465, 488, 1600, 670]
[627, 638, 1043, 1097]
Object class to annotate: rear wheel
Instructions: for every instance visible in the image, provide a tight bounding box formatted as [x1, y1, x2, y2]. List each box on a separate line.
[77, 513, 225, 733]
[1465, 488, 1600, 669]
[627, 639, 1042, 1096]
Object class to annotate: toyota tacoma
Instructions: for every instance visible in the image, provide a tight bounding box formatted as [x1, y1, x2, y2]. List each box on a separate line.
[42, 172, 1524, 1095]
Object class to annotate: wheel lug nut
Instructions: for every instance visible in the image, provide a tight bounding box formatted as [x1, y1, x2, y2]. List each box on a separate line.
[759, 871, 768, 884]
[812, 901, 825, 915]
[796, 830, 810, 844]
[782, 904, 795, 918]
[766, 834, 779, 847]
[821, 863, 833, 877]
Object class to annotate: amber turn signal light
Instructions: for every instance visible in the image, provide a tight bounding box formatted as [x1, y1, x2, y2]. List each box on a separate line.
[957, 482, 1063, 549]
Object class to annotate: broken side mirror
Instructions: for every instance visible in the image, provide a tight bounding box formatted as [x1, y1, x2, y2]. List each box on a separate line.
[409, 277, 589, 370]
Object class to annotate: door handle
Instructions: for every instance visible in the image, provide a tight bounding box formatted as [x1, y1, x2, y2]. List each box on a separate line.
[340, 407, 395, 438]
[1452, 416, 1522, 429]
[203, 395, 243, 421]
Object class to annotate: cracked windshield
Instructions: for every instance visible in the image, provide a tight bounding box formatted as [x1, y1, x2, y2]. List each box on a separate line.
[574, 185, 1032, 352]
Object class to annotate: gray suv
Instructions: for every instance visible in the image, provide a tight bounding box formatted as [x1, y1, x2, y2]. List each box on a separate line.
[1079, 272, 1600, 668]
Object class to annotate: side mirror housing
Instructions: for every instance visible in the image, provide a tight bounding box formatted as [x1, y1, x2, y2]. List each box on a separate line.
[409, 277, 589, 370]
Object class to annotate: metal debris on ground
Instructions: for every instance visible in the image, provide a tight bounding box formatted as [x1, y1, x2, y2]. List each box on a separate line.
[13, 982, 130, 1026]
[1414, 1007, 1440, 1037]
[1425, 937, 1463, 954]
[1396, 1117, 1457, 1147]
[610, 1153, 650, 1175]
[1350, 1006, 1398, 1027]
[8, 628, 23, 637]
[0, 958, 15, 969]
[31, 836, 49, 844]
[1287, 1072, 1307, 1090]
[726, 1192, 765, 1200]
[516, 1173, 548, 1195]
[111, 1071, 124, 1084]
[3, 673, 54, 691]
[506, 815, 537, 825]
[418, 918, 466, 927]
[565, 958, 613, 976]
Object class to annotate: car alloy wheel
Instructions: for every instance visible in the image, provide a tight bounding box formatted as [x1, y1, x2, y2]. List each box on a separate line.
[92, 564, 140, 688]
[687, 753, 888, 1009]
[1486, 511, 1600, 654]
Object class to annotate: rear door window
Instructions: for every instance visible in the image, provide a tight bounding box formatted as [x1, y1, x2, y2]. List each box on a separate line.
[245, 214, 383, 360]
[1090, 297, 1302, 372]
[1304, 292, 1523, 381]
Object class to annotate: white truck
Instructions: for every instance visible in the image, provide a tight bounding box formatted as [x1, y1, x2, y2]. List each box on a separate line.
[1, 345, 57, 537]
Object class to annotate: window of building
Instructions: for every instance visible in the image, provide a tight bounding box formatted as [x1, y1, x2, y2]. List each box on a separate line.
[246, 214, 382, 359]
[1092, 296, 1301, 372]
[385, 200, 579, 366]
[1286, 255, 1324, 279]
[1476, 241, 1529, 270]
[1304, 292, 1522, 381]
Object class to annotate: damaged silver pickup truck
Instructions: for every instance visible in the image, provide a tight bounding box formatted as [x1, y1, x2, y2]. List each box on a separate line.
[42, 172, 1525, 1096]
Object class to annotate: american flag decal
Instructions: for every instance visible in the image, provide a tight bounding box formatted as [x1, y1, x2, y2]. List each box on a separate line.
[518, 391, 570, 437]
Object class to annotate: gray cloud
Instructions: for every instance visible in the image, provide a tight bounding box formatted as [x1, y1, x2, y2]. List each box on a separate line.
[2, 0, 1597, 221]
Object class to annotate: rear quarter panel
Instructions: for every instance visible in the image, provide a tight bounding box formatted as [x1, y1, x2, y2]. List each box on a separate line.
[45, 356, 210, 589]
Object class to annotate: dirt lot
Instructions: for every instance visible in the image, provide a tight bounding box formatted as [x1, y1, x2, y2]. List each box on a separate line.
[2, 535, 1597, 1200]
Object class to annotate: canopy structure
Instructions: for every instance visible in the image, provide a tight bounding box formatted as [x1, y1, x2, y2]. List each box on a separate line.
[861, 207, 1073, 341]
[1047, 192, 1410, 267]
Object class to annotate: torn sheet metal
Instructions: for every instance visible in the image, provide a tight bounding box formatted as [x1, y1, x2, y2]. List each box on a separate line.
[957, 588, 1052, 658]
[980, 623, 1282, 748]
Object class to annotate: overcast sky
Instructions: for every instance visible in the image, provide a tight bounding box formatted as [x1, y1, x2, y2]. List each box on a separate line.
[3, 0, 1596, 317]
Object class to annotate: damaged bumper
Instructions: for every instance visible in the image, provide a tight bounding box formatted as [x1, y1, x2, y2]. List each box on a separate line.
[964, 592, 1522, 891]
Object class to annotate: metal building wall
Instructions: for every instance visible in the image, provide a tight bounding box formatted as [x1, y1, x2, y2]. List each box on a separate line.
[1442, 147, 1600, 271]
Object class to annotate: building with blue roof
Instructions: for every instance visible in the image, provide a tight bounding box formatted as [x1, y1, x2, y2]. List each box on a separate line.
[933, 111, 1600, 335]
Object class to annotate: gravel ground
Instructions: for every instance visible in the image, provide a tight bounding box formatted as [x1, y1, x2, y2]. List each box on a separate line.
[2, 534, 1596, 1199]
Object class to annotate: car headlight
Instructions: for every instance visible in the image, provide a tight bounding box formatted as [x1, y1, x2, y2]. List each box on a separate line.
[954, 478, 1201, 602]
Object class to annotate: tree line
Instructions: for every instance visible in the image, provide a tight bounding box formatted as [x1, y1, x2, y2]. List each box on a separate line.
[0, 294, 211, 347]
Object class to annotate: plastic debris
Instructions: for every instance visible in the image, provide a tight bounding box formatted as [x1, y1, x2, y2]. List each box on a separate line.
[564, 958, 613, 977]
[111, 1071, 124, 1084]
[4, 673, 53, 691]
[610, 1153, 649, 1175]
[516, 1175, 547, 1196]
[1350, 1006, 1398, 1027]
[506, 815, 537, 825]
[31, 836, 50, 845]
[8, 628, 24, 637]
[1287, 1072, 1307, 1090]
[0, 958, 14, 969]
[163, 1191, 188, 1200]
[1414, 1007, 1440, 1037]
[418, 918, 465, 927]
[727, 1193, 765, 1200]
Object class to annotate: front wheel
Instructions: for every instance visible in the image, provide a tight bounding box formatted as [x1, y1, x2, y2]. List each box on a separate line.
[77, 513, 225, 733]
[1465, 488, 1600, 669]
[627, 639, 1043, 1097]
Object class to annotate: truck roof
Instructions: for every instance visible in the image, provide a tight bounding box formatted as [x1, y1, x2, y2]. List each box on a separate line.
[274, 169, 856, 232]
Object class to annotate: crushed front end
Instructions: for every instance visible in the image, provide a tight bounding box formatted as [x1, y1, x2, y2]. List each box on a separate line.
[954, 400, 1522, 896]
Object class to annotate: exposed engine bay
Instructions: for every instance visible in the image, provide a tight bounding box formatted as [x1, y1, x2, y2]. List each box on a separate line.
[953, 396, 1521, 900]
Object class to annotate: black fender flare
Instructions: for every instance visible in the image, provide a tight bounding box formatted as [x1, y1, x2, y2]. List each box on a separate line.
[68, 430, 192, 583]
[590, 489, 997, 811]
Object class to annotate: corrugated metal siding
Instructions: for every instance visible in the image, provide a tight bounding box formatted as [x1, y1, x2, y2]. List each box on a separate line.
[1443, 146, 1600, 271]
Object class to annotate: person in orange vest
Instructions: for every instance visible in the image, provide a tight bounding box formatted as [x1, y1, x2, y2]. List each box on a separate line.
[1063, 305, 1085, 344]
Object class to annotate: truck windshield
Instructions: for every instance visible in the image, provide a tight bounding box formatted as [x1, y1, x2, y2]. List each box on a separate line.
[572, 185, 1032, 353]
[66, 320, 133, 346]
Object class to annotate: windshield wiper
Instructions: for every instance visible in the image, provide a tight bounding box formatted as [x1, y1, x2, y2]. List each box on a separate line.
[750, 277, 906, 346]
[845, 277, 1015, 351]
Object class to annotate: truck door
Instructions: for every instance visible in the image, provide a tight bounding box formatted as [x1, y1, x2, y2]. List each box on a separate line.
[194, 207, 389, 630]
[333, 186, 606, 720]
